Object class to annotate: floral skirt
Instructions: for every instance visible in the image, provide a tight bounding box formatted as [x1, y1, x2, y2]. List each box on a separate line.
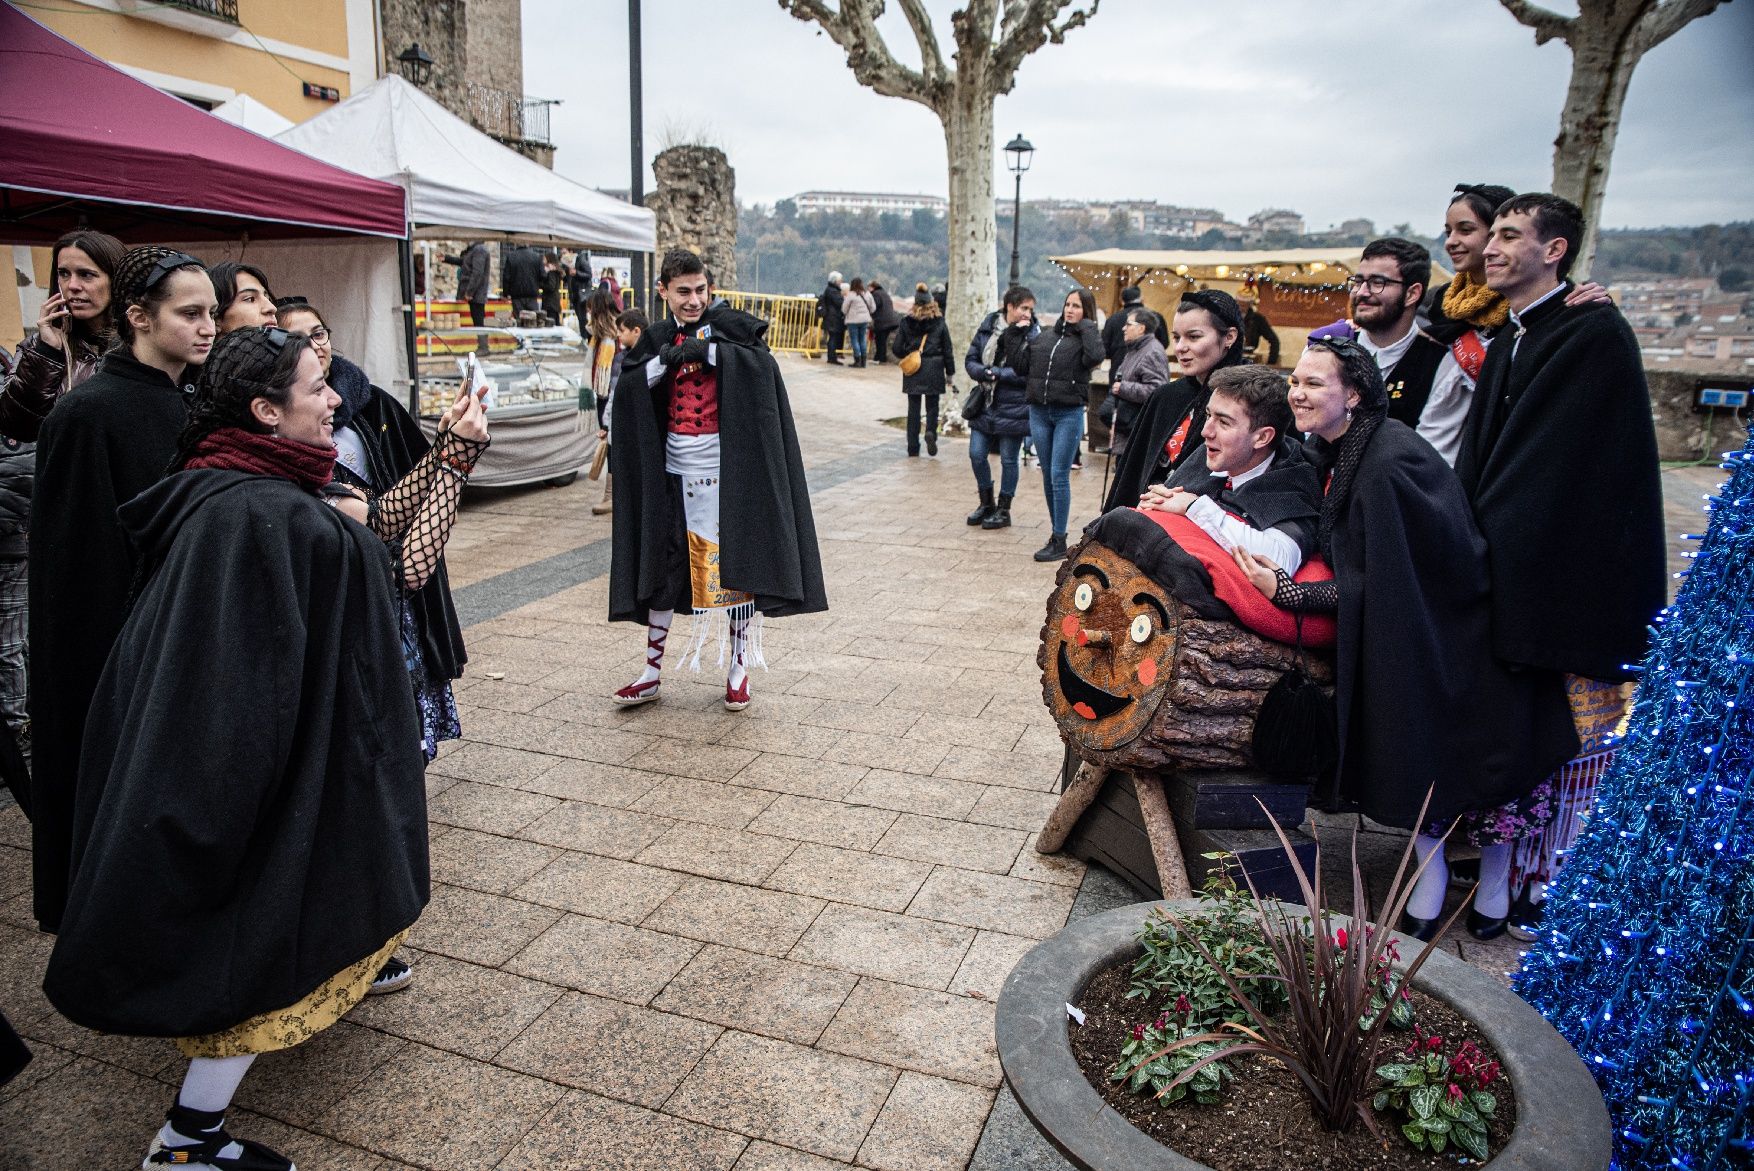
[174, 930, 407, 1058]
[402, 600, 460, 762]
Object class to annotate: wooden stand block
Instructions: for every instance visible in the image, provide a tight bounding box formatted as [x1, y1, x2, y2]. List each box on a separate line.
[1161, 770, 1312, 831]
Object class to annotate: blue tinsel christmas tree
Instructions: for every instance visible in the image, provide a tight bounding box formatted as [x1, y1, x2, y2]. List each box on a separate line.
[1517, 425, 1754, 1170]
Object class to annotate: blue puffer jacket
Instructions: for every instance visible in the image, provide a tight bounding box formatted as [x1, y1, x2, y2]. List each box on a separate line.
[964, 310, 1035, 437]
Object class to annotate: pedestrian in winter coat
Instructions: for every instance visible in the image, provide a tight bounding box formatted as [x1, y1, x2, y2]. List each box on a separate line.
[502, 245, 544, 316]
[541, 252, 565, 324]
[1106, 308, 1171, 457]
[1019, 288, 1104, 561]
[963, 286, 1038, 529]
[817, 270, 846, 364]
[1, 230, 124, 442]
[1101, 285, 1168, 374]
[444, 242, 491, 326]
[894, 286, 953, 457]
[842, 278, 876, 367]
[870, 282, 900, 365]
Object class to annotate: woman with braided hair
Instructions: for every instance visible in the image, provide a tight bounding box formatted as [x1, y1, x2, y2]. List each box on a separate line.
[26, 245, 214, 933]
[1231, 337, 1576, 937]
[43, 325, 485, 1171]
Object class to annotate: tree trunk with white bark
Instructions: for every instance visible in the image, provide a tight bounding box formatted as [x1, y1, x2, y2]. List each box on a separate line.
[943, 82, 998, 368]
[1498, 0, 1730, 280]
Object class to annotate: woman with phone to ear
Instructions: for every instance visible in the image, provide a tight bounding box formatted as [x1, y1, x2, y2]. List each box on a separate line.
[0, 230, 125, 441]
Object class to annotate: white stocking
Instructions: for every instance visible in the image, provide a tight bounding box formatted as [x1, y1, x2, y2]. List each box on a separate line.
[638, 610, 673, 685]
[1476, 842, 1513, 919]
[161, 1054, 256, 1154]
[1406, 833, 1449, 921]
[728, 611, 749, 690]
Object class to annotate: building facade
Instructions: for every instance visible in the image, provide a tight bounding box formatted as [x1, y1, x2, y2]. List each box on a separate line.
[792, 191, 948, 216]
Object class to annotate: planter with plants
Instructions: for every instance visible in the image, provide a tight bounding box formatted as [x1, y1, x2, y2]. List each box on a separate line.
[995, 810, 1611, 1170]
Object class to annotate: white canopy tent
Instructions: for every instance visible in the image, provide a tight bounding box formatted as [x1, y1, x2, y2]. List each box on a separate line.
[275, 75, 654, 250]
[209, 93, 293, 137]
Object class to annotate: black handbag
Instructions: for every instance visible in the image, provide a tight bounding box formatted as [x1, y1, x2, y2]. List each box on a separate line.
[1251, 614, 1338, 777]
[961, 380, 992, 420]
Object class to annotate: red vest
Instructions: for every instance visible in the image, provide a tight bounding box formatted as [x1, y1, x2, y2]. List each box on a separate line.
[666, 332, 720, 435]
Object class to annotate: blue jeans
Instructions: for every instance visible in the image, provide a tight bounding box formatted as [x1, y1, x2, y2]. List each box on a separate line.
[847, 322, 868, 361]
[1029, 403, 1084, 535]
[968, 427, 1022, 496]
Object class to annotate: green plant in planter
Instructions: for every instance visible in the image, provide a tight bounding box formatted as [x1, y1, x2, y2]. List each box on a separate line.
[1145, 793, 1479, 1137]
[1127, 867, 1287, 1030]
[1374, 1035, 1502, 1160]
[1111, 994, 1234, 1104]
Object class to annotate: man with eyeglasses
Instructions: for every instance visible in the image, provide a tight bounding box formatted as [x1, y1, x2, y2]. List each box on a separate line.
[1342, 239, 1448, 438]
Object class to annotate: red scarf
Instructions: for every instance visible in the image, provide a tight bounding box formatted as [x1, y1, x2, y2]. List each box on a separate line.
[184, 426, 335, 490]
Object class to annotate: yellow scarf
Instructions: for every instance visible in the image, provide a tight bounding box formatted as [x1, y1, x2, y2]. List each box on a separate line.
[1442, 271, 1509, 330]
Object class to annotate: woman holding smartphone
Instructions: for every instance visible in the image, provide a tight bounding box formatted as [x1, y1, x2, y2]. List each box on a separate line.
[0, 230, 125, 441]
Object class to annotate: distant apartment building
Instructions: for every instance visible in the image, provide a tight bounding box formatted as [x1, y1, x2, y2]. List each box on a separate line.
[1022, 199, 1230, 237]
[1247, 208, 1306, 237]
[1338, 218, 1376, 238]
[1613, 276, 1721, 328]
[793, 191, 947, 216]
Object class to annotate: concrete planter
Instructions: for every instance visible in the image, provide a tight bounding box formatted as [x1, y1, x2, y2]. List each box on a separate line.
[996, 901, 1611, 1171]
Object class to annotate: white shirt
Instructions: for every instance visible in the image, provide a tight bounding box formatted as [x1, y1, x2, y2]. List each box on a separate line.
[1358, 319, 1419, 375]
[1508, 281, 1568, 360]
[332, 425, 372, 487]
[1183, 452, 1304, 575]
[1418, 350, 1472, 467]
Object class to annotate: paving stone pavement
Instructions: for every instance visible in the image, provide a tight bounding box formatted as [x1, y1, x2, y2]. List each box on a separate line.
[0, 353, 1729, 1169]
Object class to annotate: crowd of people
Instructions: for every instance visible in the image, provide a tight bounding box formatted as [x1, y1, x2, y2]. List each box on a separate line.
[440, 240, 623, 328]
[0, 233, 492, 1168]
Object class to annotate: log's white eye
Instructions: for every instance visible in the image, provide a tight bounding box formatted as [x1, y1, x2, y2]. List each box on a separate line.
[1074, 582, 1094, 611]
[1129, 614, 1153, 644]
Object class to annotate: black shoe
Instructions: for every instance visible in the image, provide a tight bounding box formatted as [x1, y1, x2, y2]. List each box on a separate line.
[368, 955, 414, 995]
[967, 488, 996, 525]
[828, 358, 844, 365]
[982, 494, 1014, 529]
[1506, 892, 1545, 942]
[1032, 533, 1068, 562]
[1397, 911, 1441, 942]
[148, 1106, 296, 1169]
[1467, 908, 1509, 941]
[926, 432, 938, 457]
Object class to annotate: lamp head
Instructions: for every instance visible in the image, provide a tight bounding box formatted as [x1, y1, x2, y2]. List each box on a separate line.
[397, 42, 435, 86]
[1004, 134, 1035, 175]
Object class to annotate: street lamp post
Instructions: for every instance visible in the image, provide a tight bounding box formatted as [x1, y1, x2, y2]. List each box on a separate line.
[395, 42, 435, 87]
[1004, 134, 1034, 290]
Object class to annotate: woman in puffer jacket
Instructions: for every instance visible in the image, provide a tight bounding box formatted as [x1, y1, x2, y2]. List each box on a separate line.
[0, 230, 125, 442]
[1019, 287, 1103, 561]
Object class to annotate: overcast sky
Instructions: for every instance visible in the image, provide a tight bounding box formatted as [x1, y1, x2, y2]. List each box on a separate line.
[524, 0, 1753, 235]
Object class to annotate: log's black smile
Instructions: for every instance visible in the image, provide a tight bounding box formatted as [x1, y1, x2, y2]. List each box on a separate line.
[1057, 642, 1132, 720]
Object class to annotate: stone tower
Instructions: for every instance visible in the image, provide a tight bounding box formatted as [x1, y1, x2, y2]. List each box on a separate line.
[646, 146, 738, 289]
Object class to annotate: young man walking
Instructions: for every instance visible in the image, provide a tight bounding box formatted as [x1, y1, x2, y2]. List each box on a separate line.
[608, 249, 827, 711]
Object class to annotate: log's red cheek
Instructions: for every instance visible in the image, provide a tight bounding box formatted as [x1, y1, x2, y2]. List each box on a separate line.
[1137, 658, 1158, 687]
[1061, 614, 1080, 640]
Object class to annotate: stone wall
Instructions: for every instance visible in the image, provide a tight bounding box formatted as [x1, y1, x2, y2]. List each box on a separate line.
[463, 0, 522, 89]
[379, 0, 468, 112]
[1648, 367, 1754, 461]
[646, 146, 738, 289]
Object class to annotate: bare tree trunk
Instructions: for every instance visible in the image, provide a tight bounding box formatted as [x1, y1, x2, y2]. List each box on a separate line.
[1498, 0, 1731, 280]
[944, 80, 998, 379]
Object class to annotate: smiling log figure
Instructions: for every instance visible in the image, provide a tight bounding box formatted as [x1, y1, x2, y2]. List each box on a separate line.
[1039, 512, 1333, 774]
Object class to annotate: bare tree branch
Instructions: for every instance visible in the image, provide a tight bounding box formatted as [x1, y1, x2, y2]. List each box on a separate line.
[1496, 0, 1576, 44]
[992, 0, 1101, 93]
[776, 0, 937, 108]
[1633, 0, 1730, 52]
[896, 0, 950, 89]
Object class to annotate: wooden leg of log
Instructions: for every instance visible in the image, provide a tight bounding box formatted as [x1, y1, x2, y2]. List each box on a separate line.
[1036, 760, 1109, 855]
[1133, 772, 1193, 899]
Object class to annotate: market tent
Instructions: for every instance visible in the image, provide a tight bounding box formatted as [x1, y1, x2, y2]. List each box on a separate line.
[1053, 247, 1451, 338]
[276, 76, 655, 251]
[210, 94, 295, 137]
[0, 4, 409, 388]
[0, 3, 406, 244]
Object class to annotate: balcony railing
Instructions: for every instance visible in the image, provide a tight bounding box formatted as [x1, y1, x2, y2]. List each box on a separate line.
[118, 0, 239, 33]
[155, 0, 238, 21]
[466, 84, 558, 148]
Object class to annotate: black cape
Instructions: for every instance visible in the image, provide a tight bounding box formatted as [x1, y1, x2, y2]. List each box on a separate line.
[1455, 291, 1665, 681]
[1103, 376, 1212, 513]
[1164, 438, 1321, 559]
[330, 354, 467, 683]
[26, 350, 189, 932]
[44, 470, 428, 1036]
[1314, 421, 1577, 830]
[608, 304, 828, 622]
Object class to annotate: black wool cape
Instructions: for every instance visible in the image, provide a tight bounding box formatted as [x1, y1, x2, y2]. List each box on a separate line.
[608, 304, 828, 623]
[1102, 376, 1211, 514]
[1455, 293, 1665, 682]
[26, 351, 188, 932]
[44, 471, 429, 1037]
[1165, 437, 1321, 559]
[1316, 421, 1578, 830]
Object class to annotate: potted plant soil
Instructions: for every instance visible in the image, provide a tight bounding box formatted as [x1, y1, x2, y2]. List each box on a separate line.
[995, 812, 1612, 1170]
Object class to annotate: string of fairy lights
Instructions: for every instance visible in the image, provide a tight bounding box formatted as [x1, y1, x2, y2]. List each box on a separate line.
[1050, 261, 1354, 306]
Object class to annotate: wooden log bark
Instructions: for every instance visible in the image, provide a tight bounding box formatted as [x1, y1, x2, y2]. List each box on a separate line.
[1132, 772, 1192, 898]
[1037, 532, 1334, 774]
[1036, 760, 1108, 854]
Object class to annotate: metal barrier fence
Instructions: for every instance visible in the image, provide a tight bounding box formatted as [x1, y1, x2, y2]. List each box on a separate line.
[714, 290, 822, 356]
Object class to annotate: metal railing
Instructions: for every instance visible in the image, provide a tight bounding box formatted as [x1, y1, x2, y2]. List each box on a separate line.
[158, 0, 239, 21]
[713, 291, 823, 356]
[466, 84, 558, 147]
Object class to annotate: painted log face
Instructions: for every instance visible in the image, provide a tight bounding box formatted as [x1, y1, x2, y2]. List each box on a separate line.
[1039, 533, 1334, 772]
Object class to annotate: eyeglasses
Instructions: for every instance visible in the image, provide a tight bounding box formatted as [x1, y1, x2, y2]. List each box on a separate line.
[1344, 274, 1407, 294]
[304, 326, 331, 344]
[143, 251, 203, 290]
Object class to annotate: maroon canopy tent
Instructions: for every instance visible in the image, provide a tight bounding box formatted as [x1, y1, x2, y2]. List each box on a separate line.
[0, 2, 406, 244]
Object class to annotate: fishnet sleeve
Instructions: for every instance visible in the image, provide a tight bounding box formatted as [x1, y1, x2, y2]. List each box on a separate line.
[371, 429, 490, 591]
[1272, 568, 1338, 614]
